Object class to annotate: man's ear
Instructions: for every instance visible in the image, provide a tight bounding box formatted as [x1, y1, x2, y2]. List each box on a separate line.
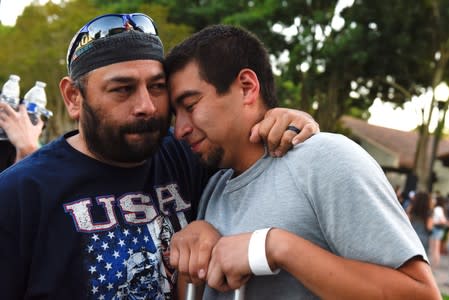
[59, 76, 82, 121]
[238, 68, 260, 105]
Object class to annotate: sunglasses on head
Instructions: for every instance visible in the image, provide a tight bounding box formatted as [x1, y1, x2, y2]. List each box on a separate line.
[66, 13, 159, 67]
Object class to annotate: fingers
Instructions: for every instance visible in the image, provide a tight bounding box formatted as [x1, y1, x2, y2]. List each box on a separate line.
[249, 123, 262, 143]
[188, 246, 203, 285]
[186, 234, 215, 284]
[292, 121, 319, 145]
[169, 221, 221, 285]
[0, 102, 16, 119]
[169, 240, 180, 270]
[196, 239, 213, 280]
[0, 103, 41, 129]
[227, 275, 250, 291]
[207, 255, 250, 292]
[35, 117, 45, 132]
[206, 235, 252, 292]
[256, 108, 292, 156]
[169, 233, 192, 280]
[19, 104, 45, 131]
[250, 108, 320, 156]
[271, 120, 320, 156]
[17, 103, 28, 115]
[177, 245, 192, 279]
[269, 127, 299, 157]
[170, 234, 200, 284]
[207, 253, 229, 292]
[0, 103, 17, 130]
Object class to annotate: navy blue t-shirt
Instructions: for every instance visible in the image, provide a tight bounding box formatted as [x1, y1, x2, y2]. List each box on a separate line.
[0, 130, 212, 299]
[0, 140, 15, 172]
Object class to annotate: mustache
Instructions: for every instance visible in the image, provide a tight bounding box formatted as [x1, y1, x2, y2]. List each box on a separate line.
[120, 118, 165, 134]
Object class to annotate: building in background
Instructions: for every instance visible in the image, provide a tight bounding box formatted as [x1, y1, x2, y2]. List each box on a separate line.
[341, 115, 449, 195]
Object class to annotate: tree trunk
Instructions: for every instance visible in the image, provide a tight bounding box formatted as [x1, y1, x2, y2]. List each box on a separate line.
[413, 39, 449, 192]
[413, 128, 430, 192]
[317, 71, 340, 132]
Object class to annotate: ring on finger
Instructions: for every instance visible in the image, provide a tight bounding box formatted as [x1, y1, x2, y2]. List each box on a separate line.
[286, 125, 301, 134]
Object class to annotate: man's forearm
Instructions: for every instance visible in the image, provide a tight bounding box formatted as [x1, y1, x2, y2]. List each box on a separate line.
[267, 228, 440, 300]
[15, 143, 39, 162]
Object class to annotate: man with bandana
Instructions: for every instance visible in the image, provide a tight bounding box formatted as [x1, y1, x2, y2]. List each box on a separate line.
[0, 13, 318, 299]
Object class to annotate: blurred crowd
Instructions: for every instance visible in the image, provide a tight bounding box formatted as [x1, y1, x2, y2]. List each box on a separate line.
[399, 187, 449, 268]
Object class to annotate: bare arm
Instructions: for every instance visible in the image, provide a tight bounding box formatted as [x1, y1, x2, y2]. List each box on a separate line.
[267, 228, 440, 300]
[427, 217, 433, 232]
[206, 229, 440, 299]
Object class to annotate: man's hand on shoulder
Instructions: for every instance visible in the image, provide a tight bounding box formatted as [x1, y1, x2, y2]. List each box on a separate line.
[250, 108, 319, 157]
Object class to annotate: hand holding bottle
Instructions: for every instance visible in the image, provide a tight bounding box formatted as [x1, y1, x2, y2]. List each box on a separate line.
[0, 102, 43, 161]
[0, 76, 51, 162]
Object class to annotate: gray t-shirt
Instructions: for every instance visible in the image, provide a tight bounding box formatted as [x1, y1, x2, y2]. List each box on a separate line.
[198, 133, 427, 300]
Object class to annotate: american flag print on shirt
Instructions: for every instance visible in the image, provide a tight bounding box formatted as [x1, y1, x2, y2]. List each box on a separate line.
[84, 215, 176, 300]
[63, 187, 191, 299]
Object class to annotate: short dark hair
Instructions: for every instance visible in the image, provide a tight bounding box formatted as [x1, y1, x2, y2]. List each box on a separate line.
[72, 74, 88, 99]
[164, 24, 277, 108]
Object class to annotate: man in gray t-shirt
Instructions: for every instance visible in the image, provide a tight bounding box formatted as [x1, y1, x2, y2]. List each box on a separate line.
[165, 25, 440, 299]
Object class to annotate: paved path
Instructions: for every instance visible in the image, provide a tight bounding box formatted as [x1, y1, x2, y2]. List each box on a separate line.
[433, 253, 449, 296]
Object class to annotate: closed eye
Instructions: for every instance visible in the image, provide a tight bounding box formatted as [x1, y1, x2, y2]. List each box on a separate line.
[185, 102, 196, 112]
[173, 90, 201, 113]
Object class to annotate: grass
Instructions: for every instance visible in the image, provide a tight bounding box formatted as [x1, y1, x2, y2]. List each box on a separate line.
[443, 294, 449, 300]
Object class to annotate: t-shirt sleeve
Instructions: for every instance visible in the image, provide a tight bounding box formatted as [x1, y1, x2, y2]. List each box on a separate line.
[299, 134, 427, 268]
[0, 170, 28, 298]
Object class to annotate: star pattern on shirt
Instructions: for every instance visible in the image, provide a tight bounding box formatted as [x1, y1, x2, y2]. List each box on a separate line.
[84, 225, 165, 299]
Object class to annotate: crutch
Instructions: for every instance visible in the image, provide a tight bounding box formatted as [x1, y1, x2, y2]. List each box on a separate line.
[185, 283, 246, 300]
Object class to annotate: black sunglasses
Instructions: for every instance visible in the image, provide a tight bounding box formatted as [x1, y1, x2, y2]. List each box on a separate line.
[66, 13, 159, 67]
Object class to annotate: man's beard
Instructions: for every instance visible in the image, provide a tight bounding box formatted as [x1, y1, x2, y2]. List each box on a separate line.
[81, 98, 169, 164]
[199, 145, 224, 169]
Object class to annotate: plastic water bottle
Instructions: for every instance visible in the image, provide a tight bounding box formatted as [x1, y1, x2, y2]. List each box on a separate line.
[0, 74, 21, 140]
[1, 74, 21, 108]
[24, 81, 48, 125]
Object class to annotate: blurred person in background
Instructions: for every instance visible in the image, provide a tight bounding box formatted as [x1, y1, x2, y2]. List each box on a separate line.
[429, 195, 448, 267]
[402, 190, 415, 212]
[0, 101, 44, 172]
[407, 191, 433, 254]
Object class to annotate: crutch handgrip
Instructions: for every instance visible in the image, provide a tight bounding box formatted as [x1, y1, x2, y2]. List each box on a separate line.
[185, 283, 246, 300]
[233, 285, 246, 300]
[185, 283, 196, 300]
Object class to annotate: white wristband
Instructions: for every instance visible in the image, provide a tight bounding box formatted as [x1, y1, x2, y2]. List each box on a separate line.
[248, 228, 280, 276]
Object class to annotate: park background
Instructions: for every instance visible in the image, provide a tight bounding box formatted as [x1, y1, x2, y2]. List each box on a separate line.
[1, 0, 449, 195]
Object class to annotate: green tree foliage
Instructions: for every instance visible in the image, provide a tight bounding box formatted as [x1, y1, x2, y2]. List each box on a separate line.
[159, 0, 372, 131]
[341, 0, 449, 192]
[161, 0, 449, 191]
[0, 0, 193, 142]
[0, 0, 102, 141]
[84, 0, 193, 52]
[2, 0, 447, 191]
